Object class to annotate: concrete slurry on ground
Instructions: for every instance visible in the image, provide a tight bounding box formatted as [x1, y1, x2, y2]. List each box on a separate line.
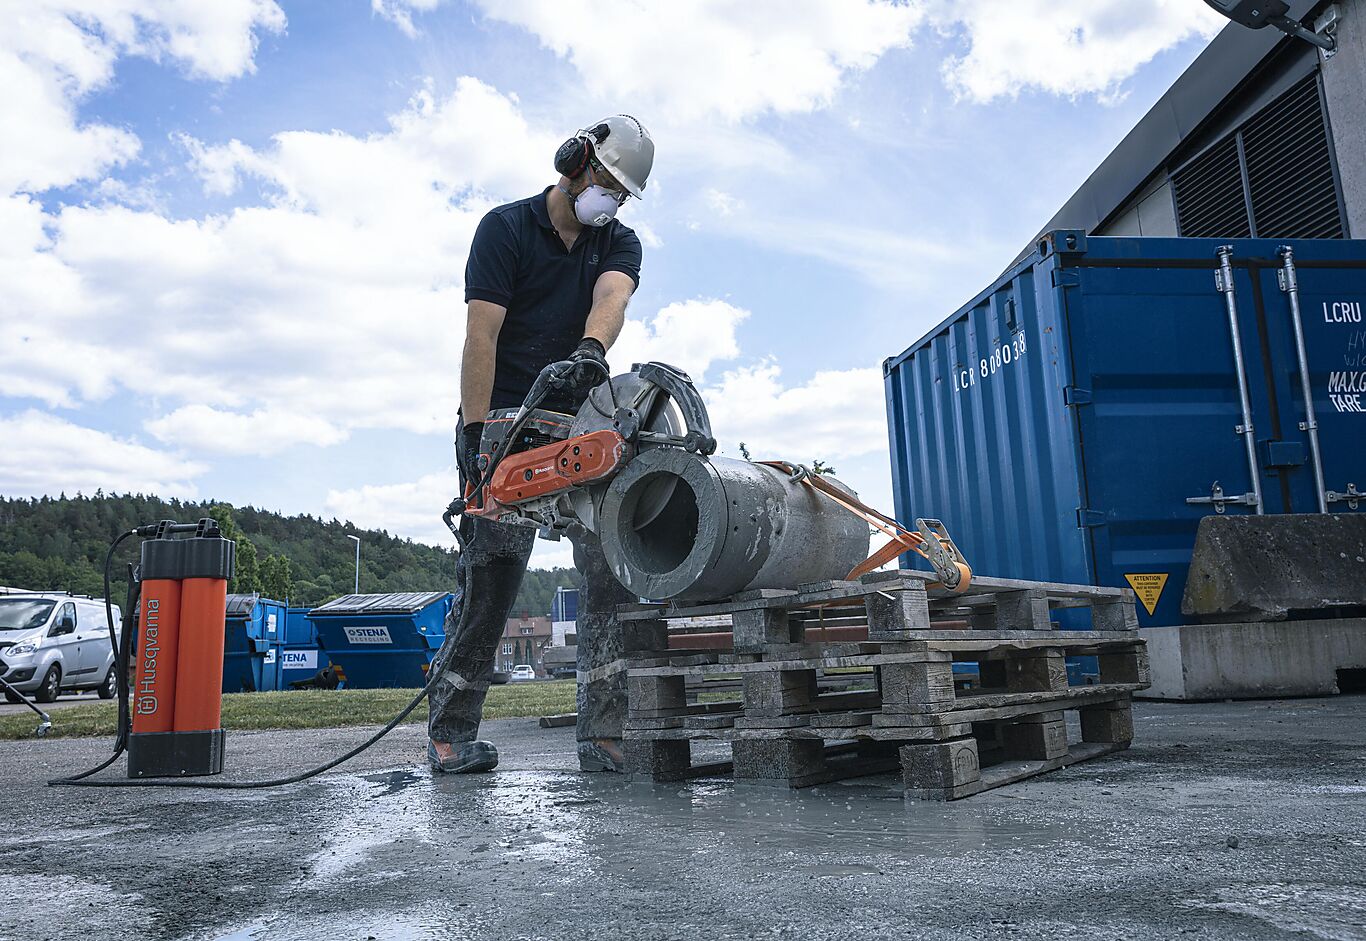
[1, 698, 1363, 941]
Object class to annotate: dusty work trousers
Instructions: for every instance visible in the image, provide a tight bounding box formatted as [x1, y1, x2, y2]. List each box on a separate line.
[426, 513, 636, 747]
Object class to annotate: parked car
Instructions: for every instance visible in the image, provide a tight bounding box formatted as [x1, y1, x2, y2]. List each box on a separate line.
[0, 595, 120, 703]
[509, 664, 537, 682]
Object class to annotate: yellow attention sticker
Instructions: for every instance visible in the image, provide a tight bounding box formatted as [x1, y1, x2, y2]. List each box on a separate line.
[1124, 573, 1169, 617]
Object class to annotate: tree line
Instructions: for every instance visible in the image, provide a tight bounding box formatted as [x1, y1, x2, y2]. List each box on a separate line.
[0, 493, 576, 615]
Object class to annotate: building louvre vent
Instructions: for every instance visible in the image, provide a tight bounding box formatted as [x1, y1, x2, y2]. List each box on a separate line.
[1172, 73, 1344, 240]
[1173, 136, 1251, 238]
[1242, 75, 1344, 239]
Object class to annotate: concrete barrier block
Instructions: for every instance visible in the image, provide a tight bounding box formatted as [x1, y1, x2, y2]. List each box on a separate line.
[1182, 514, 1366, 620]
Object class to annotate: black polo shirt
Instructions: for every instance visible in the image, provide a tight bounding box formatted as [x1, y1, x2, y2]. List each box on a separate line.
[465, 187, 642, 413]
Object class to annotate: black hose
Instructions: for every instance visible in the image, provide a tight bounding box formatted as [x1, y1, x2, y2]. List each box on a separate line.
[50, 675, 439, 789]
[50, 355, 610, 790]
[47, 529, 137, 783]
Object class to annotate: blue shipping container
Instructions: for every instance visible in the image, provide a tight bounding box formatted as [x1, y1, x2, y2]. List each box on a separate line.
[223, 595, 286, 693]
[310, 592, 452, 688]
[884, 232, 1366, 627]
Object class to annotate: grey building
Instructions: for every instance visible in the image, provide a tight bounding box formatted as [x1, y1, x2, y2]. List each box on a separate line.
[1033, 0, 1364, 251]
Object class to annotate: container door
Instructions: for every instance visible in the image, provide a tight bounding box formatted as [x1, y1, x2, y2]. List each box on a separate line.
[1064, 255, 1274, 626]
[1263, 252, 1366, 513]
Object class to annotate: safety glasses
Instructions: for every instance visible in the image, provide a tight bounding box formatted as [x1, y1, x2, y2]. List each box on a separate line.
[589, 158, 631, 205]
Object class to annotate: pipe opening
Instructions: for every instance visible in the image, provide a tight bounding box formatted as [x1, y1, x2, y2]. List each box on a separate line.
[623, 471, 698, 574]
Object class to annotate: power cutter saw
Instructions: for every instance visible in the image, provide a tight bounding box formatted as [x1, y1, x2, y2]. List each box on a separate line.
[442, 357, 972, 593]
[443, 359, 717, 541]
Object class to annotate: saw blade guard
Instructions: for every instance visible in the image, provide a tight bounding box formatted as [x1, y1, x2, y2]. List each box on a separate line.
[567, 362, 716, 533]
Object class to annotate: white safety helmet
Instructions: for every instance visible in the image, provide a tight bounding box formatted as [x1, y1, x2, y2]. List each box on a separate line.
[554, 114, 655, 199]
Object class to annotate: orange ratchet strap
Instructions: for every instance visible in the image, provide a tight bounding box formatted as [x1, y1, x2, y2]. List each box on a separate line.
[759, 461, 972, 593]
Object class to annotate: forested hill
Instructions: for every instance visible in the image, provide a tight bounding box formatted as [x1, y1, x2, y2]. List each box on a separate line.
[0, 493, 576, 614]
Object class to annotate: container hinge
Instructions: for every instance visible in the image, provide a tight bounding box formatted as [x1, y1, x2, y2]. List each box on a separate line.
[1076, 508, 1106, 528]
[1186, 481, 1260, 514]
[1326, 483, 1361, 510]
[1063, 386, 1092, 406]
[1051, 268, 1080, 288]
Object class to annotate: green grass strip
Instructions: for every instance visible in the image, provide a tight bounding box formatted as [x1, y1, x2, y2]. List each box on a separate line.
[0, 680, 577, 741]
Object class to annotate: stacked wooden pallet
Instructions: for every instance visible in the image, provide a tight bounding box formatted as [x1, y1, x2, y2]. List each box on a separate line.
[620, 569, 1149, 800]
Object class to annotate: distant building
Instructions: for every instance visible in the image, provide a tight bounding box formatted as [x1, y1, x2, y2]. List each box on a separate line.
[499, 615, 552, 673]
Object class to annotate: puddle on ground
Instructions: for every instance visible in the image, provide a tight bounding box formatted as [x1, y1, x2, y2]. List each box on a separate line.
[360, 768, 426, 797]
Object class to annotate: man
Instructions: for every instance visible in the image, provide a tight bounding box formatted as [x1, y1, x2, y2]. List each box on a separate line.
[428, 115, 654, 774]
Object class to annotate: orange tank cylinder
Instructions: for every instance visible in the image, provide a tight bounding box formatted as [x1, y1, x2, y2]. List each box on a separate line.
[173, 576, 228, 732]
[131, 578, 182, 734]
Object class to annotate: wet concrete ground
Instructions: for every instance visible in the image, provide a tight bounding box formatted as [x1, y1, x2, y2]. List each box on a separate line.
[1, 698, 1364, 941]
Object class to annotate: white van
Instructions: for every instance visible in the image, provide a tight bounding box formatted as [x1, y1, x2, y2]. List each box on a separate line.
[0, 595, 120, 703]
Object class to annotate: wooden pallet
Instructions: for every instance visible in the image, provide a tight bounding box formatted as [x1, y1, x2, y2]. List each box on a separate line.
[620, 569, 1139, 652]
[624, 692, 1136, 796]
[621, 570, 1147, 799]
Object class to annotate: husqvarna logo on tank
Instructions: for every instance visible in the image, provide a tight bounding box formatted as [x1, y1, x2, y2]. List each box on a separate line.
[344, 625, 393, 645]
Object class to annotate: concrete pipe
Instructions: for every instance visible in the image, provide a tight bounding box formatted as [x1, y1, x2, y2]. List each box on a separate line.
[596, 447, 870, 601]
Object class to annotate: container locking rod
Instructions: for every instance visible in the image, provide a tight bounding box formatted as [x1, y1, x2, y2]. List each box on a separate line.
[1277, 245, 1329, 513]
[1215, 246, 1264, 514]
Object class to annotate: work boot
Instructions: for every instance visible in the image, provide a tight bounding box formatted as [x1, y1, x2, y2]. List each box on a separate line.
[577, 738, 624, 773]
[428, 739, 499, 773]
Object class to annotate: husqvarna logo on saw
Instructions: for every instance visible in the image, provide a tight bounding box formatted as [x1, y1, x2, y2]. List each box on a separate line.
[343, 625, 393, 645]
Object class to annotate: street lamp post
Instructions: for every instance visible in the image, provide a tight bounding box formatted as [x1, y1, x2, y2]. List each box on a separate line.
[346, 534, 361, 595]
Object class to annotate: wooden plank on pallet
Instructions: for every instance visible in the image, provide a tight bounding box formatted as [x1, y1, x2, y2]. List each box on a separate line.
[905, 741, 1128, 801]
[872, 686, 1142, 727]
[684, 713, 740, 730]
[930, 575, 1131, 599]
[629, 699, 744, 720]
[631, 634, 1143, 678]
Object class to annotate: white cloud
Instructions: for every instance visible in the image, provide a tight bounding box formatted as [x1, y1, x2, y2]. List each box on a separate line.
[703, 361, 886, 464]
[926, 0, 1225, 103]
[610, 299, 748, 382]
[704, 189, 742, 217]
[1, 78, 557, 446]
[472, 0, 921, 123]
[371, 0, 441, 38]
[0, 0, 285, 194]
[0, 411, 205, 497]
[325, 469, 457, 546]
[323, 466, 577, 568]
[145, 405, 347, 456]
[632, 221, 663, 249]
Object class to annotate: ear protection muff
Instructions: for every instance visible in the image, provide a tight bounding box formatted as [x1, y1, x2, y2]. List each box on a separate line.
[554, 135, 592, 178]
[554, 123, 611, 179]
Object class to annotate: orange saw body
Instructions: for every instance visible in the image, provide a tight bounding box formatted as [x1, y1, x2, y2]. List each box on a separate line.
[465, 430, 632, 519]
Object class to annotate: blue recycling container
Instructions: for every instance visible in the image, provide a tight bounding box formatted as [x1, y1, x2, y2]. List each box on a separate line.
[223, 595, 287, 693]
[277, 606, 328, 688]
[884, 232, 1366, 632]
[309, 592, 453, 689]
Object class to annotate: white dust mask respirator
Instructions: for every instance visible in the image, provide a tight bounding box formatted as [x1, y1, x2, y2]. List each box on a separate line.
[560, 183, 621, 227]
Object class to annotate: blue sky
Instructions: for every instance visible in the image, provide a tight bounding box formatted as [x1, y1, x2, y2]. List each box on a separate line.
[1, 1, 1226, 568]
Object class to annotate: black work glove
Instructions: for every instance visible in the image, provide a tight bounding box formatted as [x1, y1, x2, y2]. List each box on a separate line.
[566, 337, 610, 392]
[458, 421, 484, 483]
